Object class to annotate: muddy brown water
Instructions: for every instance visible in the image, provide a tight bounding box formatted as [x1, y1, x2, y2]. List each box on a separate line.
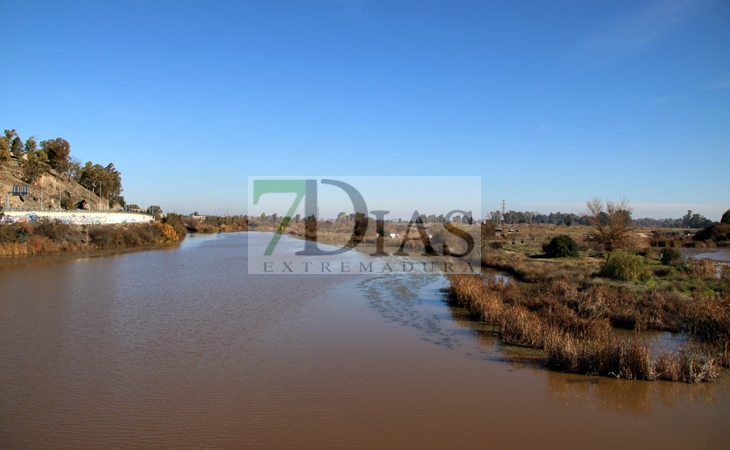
[1, 233, 729, 449]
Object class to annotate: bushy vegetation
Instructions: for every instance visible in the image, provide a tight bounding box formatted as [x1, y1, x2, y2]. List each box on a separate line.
[198, 215, 249, 233]
[0, 219, 183, 257]
[722, 209, 730, 225]
[542, 235, 579, 258]
[162, 213, 188, 240]
[660, 247, 684, 265]
[694, 223, 730, 245]
[599, 252, 651, 282]
[448, 197, 730, 383]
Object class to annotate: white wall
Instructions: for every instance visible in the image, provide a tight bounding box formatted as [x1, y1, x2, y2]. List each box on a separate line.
[1, 210, 153, 225]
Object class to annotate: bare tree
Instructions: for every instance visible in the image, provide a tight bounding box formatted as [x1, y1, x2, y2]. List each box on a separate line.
[586, 197, 633, 253]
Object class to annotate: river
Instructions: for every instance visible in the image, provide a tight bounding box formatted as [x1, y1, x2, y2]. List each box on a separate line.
[1, 232, 728, 449]
[678, 247, 730, 263]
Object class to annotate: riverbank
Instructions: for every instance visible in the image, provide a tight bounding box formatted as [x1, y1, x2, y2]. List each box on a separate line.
[0, 213, 188, 258]
[0, 212, 254, 259]
[269, 220, 729, 382]
[185, 214, 249, 234]
[455, 226, 729, 383]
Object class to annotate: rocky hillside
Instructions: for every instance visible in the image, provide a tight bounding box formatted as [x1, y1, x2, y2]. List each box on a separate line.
[0, 157, 109, 211]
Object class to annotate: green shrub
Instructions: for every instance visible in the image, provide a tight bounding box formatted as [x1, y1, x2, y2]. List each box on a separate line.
[693, 223, 730, 243]
[162, 213, 188, 240]
[543, 235, 579, 258]
[60, 197, 75, 210]
[660, 247, 684, 265]
[599, 252, 651, 282]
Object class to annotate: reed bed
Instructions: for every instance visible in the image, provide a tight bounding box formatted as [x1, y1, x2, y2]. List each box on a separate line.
[448, 275, 728, 382]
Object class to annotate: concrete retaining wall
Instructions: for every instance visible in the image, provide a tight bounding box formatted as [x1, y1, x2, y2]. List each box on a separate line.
[1, 210, 153, 225]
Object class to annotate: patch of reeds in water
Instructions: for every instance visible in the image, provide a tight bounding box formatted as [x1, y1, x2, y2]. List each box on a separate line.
[448, 275, 727, 383]
[545, 330, 720, 382]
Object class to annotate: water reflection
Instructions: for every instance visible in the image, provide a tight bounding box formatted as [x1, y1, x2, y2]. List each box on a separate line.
[546, 371, 730, 416]
[430, 276, 729, 414]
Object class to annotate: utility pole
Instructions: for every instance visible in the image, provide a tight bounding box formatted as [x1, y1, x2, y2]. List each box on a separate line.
[91, 182, 96, 211]
[502, 200, 506, 224]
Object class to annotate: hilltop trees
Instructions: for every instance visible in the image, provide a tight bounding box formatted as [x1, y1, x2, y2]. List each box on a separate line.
[3, 126, 129, 210]
[78, 162, 124, 208]
[11, 137, 23, 157]
[4, 129, 23, 157]
[0, 128, 18, 151]
[1, 131, 14, 165]
[66, 157, 82, 179]
[24, 136, 37, 156]
[20, 149, 49, 183]
[0, 135, 10, 166]
[586, 198, 634, 253]
[40, 138, 71, 173]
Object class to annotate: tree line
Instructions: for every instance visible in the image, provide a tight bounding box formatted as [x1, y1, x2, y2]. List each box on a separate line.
[489, 210, 587, 226]
[488, 208, 714, 229]
[0, 128, 125, 209]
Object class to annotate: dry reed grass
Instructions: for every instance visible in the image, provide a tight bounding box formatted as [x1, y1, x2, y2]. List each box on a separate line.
[448, 274, 728, 382]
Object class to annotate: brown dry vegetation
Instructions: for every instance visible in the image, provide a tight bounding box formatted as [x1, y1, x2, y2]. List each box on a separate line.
[194, 215, 249, 233]
[0, 219, 183, 257]
[448, 275, 729, 382]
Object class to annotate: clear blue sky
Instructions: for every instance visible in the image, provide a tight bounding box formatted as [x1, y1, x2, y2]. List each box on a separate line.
[1, 0, 728, 219]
